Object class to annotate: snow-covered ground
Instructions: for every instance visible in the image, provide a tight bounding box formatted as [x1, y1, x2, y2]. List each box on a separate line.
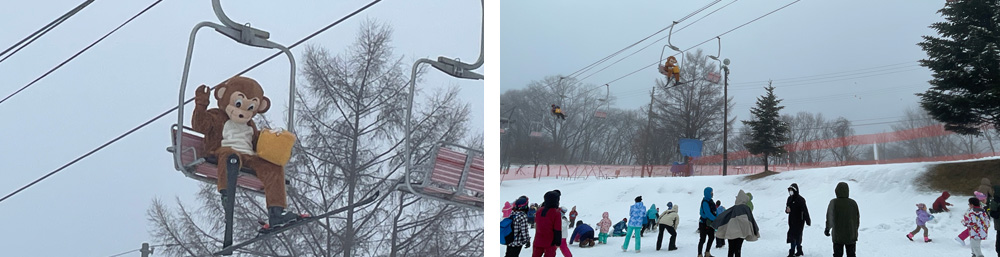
[499, 160, 998, 256]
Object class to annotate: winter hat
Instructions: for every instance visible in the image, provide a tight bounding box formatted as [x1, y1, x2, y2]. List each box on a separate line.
[788, 183, 799, 193]
[514, 196, 529, 209]
[916, 203, 926, 209]
[975, 191, 987, 201]
[666, 202, 673, 209]
[970, 197, 981, 207]
[635, 196, 643, 202]
[560, 207, 568, 214]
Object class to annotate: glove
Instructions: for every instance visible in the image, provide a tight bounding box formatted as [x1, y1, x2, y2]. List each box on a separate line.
[195, 85, 211, 106]
[929, 215, 934, 220]
[824, 228, 831, 237]
[806, 220, 811, 226]
[525, 242, 530, 248]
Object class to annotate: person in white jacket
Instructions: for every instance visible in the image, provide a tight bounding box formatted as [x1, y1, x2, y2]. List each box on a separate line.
[656, 202, 679, 251]
[559, 207, 573, 257]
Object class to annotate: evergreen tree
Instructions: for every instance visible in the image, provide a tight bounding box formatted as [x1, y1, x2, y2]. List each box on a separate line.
[742, 82, 789, 171]
[917, 0, 1000, 135]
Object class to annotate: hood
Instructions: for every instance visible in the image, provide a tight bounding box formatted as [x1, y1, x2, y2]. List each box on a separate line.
[603, 212, 609, 219]
[735, 190, 749, 205]
[667, 204, 679, 213]
[504, 201, 511, 209]
[835, 182, 850, 198]
[982, 178, 992, 187]
[572, 206, 577, 211]
[704, 187, 714, 200]
[943, 191, 950, 199]
[543, 190, 560, 208]
[788, 183, 800, 196]
[649, 204, 657, 211]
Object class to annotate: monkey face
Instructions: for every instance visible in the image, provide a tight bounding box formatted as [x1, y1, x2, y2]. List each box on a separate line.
[214, 76, 270, 124]
[224, 91, 265, 124]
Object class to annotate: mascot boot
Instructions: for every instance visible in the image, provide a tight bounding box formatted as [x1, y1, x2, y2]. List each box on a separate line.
[268, 206, 301, 226]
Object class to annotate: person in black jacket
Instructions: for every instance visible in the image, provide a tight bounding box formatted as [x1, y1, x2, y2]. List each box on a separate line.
[785, 183, 811, 257]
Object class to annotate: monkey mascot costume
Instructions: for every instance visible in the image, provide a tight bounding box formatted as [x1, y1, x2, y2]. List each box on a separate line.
[660, 56, 680, 84]
[192, 76, 300, 226]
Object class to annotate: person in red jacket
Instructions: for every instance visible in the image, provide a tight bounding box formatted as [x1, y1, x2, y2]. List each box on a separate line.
[569, 206, 578, 228]
[931, 191, 953, 214]
[534, 190, 563, 257]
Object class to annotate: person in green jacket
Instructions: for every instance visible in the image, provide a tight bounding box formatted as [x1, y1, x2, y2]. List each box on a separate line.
[746, 192, 754, 211]
[825, 182, 860, 257]
[646, 204, 658, 234]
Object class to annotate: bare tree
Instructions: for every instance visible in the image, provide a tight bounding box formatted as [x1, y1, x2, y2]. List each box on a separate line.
[148, 19, 482, 257]
[650, 49, 734, 164]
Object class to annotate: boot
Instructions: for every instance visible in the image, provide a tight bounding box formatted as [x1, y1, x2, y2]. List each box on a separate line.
[795, 245, 804, 256]
[268, 206, 301, 227]
[955, 236, 966, 246]
[907, 233, 914, 241]
[924, 236, 932, 243]
[788, 249, 795, 257]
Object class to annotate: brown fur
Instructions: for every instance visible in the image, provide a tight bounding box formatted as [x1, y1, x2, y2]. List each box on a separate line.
[192, 76, 287, 207]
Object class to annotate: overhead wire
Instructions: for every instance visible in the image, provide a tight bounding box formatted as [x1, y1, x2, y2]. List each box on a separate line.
[564, 0, 721, 81]
[602, 0, 803, 87]
[0, 0, 95, 64]
[0, 0, 384, 205]
[575, 0, 740, 87]
[0, 0, 163, 106]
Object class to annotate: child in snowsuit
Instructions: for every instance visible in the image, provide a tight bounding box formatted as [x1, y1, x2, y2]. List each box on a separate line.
[528, 204, 538, 229]
[962, 197, 991, 257]
[907, 203, 933, 243]
[645, 204, 658, 234]
[612, 218, 628, 237]
[503, 201, 513, 218]
[569, 206, 578, 228]
[506, 196, 532, 257]
[715, 200, 726, 248]
[931, 191, 952, 213]
[956, 191, 989, 246]
[595, 212, 613, 244]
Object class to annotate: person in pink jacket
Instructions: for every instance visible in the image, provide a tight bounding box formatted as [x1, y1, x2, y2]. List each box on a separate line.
[503, 201, 513, 218]
[595, 212, 613, 244]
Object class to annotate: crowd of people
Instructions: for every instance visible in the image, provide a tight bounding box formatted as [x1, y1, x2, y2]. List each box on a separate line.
[501, 177, 1000, 257]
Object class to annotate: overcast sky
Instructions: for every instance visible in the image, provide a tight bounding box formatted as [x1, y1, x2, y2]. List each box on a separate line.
[499, 0, 946, 135]
[0, 1, 483, 256]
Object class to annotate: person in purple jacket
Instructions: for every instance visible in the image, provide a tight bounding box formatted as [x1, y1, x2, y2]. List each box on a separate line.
[570, 221, 597, 247]
[907, 203, 934, 242]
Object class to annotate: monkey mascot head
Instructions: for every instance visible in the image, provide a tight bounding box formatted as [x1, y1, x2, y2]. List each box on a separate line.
[214, 76, 270, 124]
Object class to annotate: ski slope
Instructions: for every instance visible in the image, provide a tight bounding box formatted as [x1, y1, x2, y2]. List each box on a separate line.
[499, 159, 999, 256]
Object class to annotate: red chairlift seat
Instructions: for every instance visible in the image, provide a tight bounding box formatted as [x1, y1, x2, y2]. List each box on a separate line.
[168, 125, 286, 195]
[400, 142, 484, 209]
[594, 111, 607, 118]
[529, 131, 543, 137]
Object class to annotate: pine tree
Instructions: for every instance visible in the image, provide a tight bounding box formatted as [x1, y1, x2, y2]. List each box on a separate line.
[742, 82, 789, 172]
[917, 0, 1000, 135]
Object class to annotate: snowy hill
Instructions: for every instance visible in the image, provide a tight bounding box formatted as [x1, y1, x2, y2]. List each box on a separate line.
[499, 160, 998, 256]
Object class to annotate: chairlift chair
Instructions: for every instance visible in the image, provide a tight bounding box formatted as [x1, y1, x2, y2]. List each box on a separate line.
[165, 0, 296, 254]
[399, 0, 485, 211]
[658, 21, 687, 86]
[594, 84, 610, 118]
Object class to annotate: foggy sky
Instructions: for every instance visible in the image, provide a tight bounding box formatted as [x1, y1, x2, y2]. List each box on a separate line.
[0, 1, 484, 256]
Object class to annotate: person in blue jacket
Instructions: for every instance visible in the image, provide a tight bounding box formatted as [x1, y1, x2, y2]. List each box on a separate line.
[698, 187, 719, 257]
[571, 221, 597, 247]
[623, 196, 647, 252]
[612, 218, 628, 237]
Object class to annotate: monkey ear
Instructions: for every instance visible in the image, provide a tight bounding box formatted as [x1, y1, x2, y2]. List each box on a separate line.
[257, 96, 270, 113]
[214, 86, 227, 101]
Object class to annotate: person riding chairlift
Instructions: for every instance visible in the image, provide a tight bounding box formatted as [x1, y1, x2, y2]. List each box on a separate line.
[551, 104, 566, 120]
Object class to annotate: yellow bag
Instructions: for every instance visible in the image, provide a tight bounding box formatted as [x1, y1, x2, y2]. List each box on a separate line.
[256, 128, 296, 166]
